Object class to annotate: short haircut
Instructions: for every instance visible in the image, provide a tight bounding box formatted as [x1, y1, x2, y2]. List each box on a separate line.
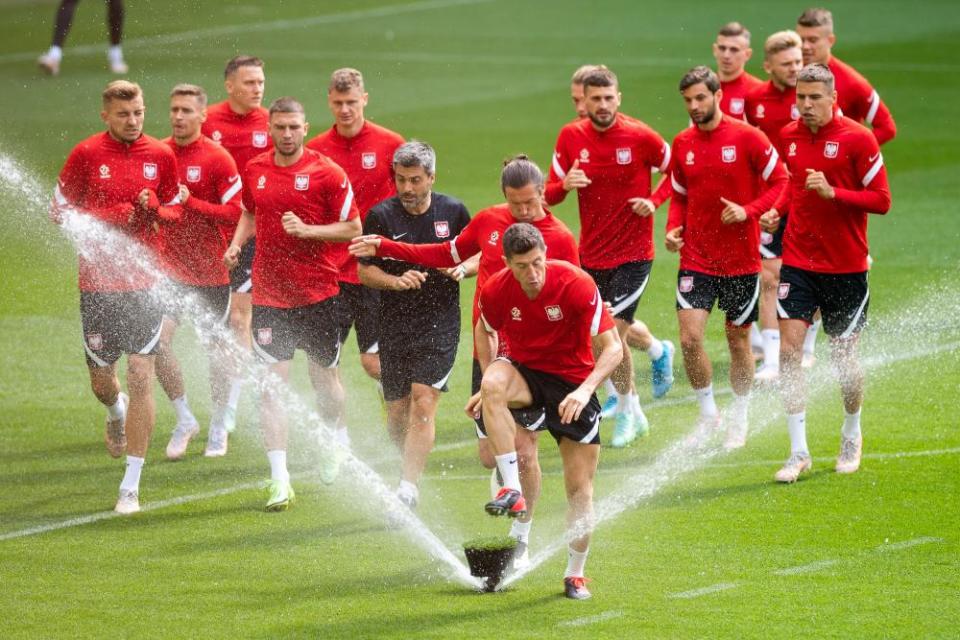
[329, 68, 364, 93]
[501, 154, 544, 192]
[678, 65, 720, 93]
[223, 55, 264, 79]
[571, 64, 606, 85]
[393, 140, 436, 176]
[797, 63, 835, 92]
[502, 223, 545, 260]
[102, 80, 142, 107]
[797, 7, 833, 30]
[268, 96, 305, 117]
[170, 83, 207, 107]
[581, 67, 618, 91]
[718, 21, 751, 43]
[764, 30, 803, 60]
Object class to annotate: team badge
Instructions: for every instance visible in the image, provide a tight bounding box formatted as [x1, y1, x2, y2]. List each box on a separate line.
[545, 305, 563, 321]
[252, 131, 269, 148]
[86, 333, 103, 351]
[616, 147, 633, 165]
[579, 148, 590, 162]
[434, 220, 450, 238]
[257, 175, 267, 189]
[788, 142, 797, 157]
[510, 307, 522, 321]
[186, 166, 201, 183]
[729, 98, 745, 115]
[721, 146, 737, 163]
[143, 163, 158, 180]
[257, 328, 273, 345]
[778, 283, 790, 299]
[824, 141, 839, 158]
[755, 104, 765, 119]
[99, 164, 111, 179]
[791, 104, 800, 120]
[294, 174, 310, 191]
[685, 150, 695, 165]
[362, 152, 376, 169]
[760, 231, 773, 245]
[211, 130, 222, 142]
[488, 230, 499, 245]
[679, 276, 694, 293]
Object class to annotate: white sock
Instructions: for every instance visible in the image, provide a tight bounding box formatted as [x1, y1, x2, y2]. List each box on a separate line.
[120, 455, 144, 492]
[804, 320, 821, 355]
[646, 337, 664, 361]
[108, 45, 124, 63]
[106, 394, 126, 420]
[627, 392, 645, 418]
[494, 452, 521, 491]
[731, 391, 750, 426]
[397, 479, 419, 502]
[761, 329, 780, 369]
[267, 449, 289, 484]
[46, 45, 63, 61]
[171, 395, 195, 425]
[842, 409, 862, 440]
[227, 378, 243, 411]
[750, 323, 763, 350]
[603, 378, 617, 397]
[564, 545, 589, 578]
[510, 519, 532, 542]
[695, 385, 718, 418]
[787, 412, 809, 455]
[615, 389, 630, 414]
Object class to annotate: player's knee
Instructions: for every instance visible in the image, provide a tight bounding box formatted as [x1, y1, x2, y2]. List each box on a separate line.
[410, 391, 436, 424]
[360, 353, 380, 380]
[479, 371, 509, 404]
[126, 357, 154, 394]
[679, 332, 703, 354]
[566, 481, 594, 508]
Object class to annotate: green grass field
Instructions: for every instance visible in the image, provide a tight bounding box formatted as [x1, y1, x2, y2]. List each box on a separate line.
[1, 1, 958, 637]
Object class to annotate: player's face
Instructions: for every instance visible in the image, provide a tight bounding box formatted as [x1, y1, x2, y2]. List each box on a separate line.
[681, 83, 718, 125]
[713, 35, 752, 76]
[101, 96, 145, 143]
[765, 47, 804, 89]
[570, 82, 587, 119]
[505, 246, 547, 294]
[796, 80, 836, 129]
[504, 183, 545, 223]
[226, 65, 265, 112]
[797, 25, 835, 65]
[328, 87, 368, 130]
[270, 111, 308, 156]
[169, 95, 205, 141]
[394, 164, 434, 213]
[584, 84, 621, 129]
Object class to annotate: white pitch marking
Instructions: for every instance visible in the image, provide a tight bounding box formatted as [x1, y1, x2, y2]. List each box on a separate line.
[772, 559, 840, 576]
[557, 610, 624, 627]
[875, 537, 943, 552]
[668, 582, 739, 599]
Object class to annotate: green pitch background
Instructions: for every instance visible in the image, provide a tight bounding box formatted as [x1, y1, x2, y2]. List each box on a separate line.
[0, 1, 958, 637]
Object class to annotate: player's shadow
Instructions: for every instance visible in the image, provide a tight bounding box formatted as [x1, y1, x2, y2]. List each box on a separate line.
[646, 466, 833, 508]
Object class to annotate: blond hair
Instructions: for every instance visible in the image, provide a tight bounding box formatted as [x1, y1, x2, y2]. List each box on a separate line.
[102, 80, 142, 107]
[764, 30, 803, 60]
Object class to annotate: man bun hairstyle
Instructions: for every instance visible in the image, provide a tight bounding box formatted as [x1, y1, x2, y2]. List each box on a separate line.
[502, 223, 545, 260]
[501, 154, 545, 192]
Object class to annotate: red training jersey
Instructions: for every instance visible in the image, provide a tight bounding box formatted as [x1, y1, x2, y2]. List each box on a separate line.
[745, 80, 800, 155]
[306, 120, 404, 285]
[546, 112, 671, 268]
[479, 260, 615, 385]
[241, 149, 359, 308]
[157, 136, 242, 286]
[828, 56, 897, 146]
[54, 131, 179, 293]
[667, 116, 788, 276]
[720, 71, 765, 121]
[202, 101, 272, 172]
[774, 115, 891, 273]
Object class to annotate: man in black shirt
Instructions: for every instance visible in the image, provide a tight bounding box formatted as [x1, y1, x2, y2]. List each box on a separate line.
[359, 141, 471, 508]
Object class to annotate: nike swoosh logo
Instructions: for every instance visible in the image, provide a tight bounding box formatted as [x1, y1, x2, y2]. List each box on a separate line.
[765, 147, 774, 155]
[612, 293, 628, 302]
[341, 177, 348, 188]
[868, 153, 880, 162]
[228, 175, 240, 183]
[392, 233, 407, 240]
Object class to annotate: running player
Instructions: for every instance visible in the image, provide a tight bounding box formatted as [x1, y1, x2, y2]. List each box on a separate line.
[37, 0, 127, 75]
[51, 80, 179, 514]
[357, 141, 470, 508]
[155, 84, 243, 460]
[307, 68, 404, 385]
[760, 64, 891, 482]
[712, 22, 764, 120]
[665, 66, 787, 449]
[745, 30, 804, 381]
[225, 97, 361, 510]
[546, 66, 672, 447]
[469, 223, 622, 600]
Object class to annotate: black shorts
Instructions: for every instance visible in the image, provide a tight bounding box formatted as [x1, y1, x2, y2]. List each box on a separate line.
[379, 338, 458, 402]
[251, 297, 341, 366]
[472, 357, 543, 439]
[80, 290, 163, 367]
[759, 214, 786, 260]
[229, 239, 255, 293]
[675, 270, 760, 327]
[583, 260, 652, 322]
[777, 266, 869, 338]
[334, 282, 381, 354]
[162, 281, 231, 325]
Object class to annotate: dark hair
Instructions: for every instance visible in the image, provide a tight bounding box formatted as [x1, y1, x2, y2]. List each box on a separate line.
[329, 68, 364, 93]
[679, 65, 720, 93]
[268, 96, 305, 117]
[718, 21, 751, 43]
[797, 63, 835, 92]
[224, 55, 264, 79]
[502, 223, 545, 260]
[581, 67, 618, 91]
[501, 154, 544, 192]
[797, 7, 833, 29]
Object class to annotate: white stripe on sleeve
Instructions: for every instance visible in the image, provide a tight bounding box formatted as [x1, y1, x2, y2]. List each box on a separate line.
[551, 152, 567, 179]
[862, 153, 884, 187]
[657, 140, 671, 173]
[450, 238, 462, 264]
[480, 312, 495, 334]
[589, 288, 604, 336]
[220, 176, 242, 204]
[866, 90, 880, 125]
[339, 182, 355, 221]
[670, 173, 687, 196]
[761, 148, 780, 181]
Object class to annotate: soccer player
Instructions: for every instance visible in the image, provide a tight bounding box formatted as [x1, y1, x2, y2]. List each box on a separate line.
[306, 68, 405, 385]
[350, 155, 578, 562]
[468, 223, 622, 600]
[356, 141, 470, 508]
[759, 64, 891, 482]
[225, 97, 361, 510]
[546, 66, 672, 447]
[665, 67, 788, 449]
[203, 55, 271, 428]
[51, 80, 179, 514]
[745, 30, 805, 381]
[37, 0, 128, 76]
[712, 22, 764, 121]
[154, 84, 243, 460]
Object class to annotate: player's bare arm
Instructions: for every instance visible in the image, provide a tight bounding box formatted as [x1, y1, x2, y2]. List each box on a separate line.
[347, 234, 382, 257]
[442, 252, 479, 281]
[465, 316, 499, 419]
[281, 211, 361, 241]
[558, 327, 622, 423]
[225, 209, 255, 268]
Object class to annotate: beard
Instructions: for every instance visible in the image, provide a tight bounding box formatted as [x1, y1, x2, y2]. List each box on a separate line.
[588, 110, 615, 129]
[691, 104, 717, 125]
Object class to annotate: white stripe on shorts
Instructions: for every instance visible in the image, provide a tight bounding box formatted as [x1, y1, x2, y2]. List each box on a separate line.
[610, 275, 649, 316]
[840, 288, 870, 340]
[579, 412, 600, 444]
[731, 276, 761, 326]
